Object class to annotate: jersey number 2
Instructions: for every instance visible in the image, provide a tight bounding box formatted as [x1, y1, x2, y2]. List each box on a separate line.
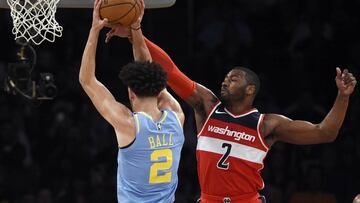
[149, 149, 173, 184]
[217, 143, 232, 170]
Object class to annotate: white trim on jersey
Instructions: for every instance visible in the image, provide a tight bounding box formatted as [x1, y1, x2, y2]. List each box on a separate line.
[224, 108, 258, 118]
[197, 101, 221, 138]
[197, 136, 267, 165]
[257, 114, 269, 151]
[256, 113, 268, 189]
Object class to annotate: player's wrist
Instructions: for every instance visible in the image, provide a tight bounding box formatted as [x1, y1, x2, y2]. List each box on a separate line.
[130, 23, 141, 30]
[90, 26, 102, 33]
[337, 91, 350, 100]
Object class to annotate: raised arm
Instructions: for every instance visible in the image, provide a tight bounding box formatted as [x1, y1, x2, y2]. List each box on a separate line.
[144, 37, 218, 131]
[265, 68, 357, 146]
[129, 0, 151, 62]
[129, 1, 184, 125]
[79, 0, 134, 147]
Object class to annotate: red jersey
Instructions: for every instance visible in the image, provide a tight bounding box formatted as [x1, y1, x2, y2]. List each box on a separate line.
[196, 102, 269, 203]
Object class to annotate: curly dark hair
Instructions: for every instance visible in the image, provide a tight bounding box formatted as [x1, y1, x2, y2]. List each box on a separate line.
[119, 61, 168, 97]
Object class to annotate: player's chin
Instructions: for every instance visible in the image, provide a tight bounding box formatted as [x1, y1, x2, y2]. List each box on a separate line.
[220, 94, 229, 103]
[220, 89, 228, 97]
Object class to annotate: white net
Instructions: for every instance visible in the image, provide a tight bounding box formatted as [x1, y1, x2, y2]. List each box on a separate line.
[7, 0, 63, 45]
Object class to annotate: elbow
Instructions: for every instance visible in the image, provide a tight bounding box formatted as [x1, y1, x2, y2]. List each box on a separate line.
[79, 70, 90, 86]
[321, 129, 339, 143]
[79, 75, 86, 85]
[316, 124, 339, 143]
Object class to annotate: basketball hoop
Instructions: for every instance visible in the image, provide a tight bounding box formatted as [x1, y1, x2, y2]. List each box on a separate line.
[6, 0, 63, 45]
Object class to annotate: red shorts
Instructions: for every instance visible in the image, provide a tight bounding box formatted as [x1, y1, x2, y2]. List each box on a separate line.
[200, 192, 262, 203]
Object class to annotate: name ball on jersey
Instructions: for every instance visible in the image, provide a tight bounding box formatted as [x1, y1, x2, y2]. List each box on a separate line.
[100, 0, 141, 26]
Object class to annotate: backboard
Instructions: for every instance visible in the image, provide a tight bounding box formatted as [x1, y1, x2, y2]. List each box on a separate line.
[0, 0, 176, 9]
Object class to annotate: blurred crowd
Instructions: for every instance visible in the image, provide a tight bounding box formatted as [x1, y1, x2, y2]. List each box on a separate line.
[0, 0, 360, 202]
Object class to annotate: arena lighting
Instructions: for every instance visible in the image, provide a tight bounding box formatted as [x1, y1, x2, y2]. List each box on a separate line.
[3, 40, 57, 100]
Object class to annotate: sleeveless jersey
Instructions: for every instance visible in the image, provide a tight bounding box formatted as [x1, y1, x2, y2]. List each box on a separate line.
[117, 109, 184, 203]
[196, 102, 269, 199]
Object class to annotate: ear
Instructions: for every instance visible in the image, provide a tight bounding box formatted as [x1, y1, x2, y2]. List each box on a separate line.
[246, 85, 256, 95]
[128, 87, 136, 100]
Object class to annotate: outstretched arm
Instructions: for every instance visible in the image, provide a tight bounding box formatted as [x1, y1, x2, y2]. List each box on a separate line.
[129, 0, 151, 62]
[129, 1, 185, 125]
[144, 38, 218, 132]
[267, 68, 357, 145]
[79, 0, 134, 147]
[104, 1, 185, 126]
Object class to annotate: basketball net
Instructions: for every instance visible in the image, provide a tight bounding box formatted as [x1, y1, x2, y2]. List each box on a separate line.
[7, 0, 63, 45]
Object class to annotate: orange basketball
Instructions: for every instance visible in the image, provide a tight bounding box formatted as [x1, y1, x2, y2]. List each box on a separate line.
[100, 0, 140, 26]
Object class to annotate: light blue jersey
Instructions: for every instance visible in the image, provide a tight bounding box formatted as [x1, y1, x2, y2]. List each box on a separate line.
[117, 109, 184, 203]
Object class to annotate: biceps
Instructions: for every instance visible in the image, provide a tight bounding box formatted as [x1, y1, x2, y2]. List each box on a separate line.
[275, 120, 325, 145]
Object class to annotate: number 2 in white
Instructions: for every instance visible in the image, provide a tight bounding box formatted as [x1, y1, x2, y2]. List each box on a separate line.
[217, 143, 232, 170]
[149, 149, 173, 184]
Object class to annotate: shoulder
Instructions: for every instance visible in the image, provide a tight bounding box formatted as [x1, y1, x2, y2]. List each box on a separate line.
[262, 114, 292, 136]
[164, 109, 183, 128]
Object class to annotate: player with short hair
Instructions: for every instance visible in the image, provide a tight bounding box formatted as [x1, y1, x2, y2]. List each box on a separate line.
[141, 38, 357, 203]
[79, 0, 185, 202]
[105, 2, 357, 202]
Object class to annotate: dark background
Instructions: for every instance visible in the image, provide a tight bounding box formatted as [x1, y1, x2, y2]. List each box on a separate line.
[1, 0, 360, 202]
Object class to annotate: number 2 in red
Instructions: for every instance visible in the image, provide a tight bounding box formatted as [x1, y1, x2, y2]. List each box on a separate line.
[217, 143, 232, 170]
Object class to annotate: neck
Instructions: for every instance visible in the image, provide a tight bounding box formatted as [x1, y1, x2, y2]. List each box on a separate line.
[224, 99, 253, 114]
[132, 97, 162, 119]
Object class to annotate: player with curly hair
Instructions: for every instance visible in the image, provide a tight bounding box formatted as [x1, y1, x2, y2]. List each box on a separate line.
[79, 0, 184, 202]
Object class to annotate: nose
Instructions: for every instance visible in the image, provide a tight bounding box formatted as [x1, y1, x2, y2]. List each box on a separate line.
[222, 79, 228, 88]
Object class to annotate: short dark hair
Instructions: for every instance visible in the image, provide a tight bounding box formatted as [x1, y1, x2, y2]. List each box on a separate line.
[233, 66, 261, 96]
[119, 61, 167, 97]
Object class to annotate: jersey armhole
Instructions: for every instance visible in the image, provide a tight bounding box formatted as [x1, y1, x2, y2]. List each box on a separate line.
[120, 138, 136, 149]
[257, 114, 270, 151]
[118, 114, 139, 151]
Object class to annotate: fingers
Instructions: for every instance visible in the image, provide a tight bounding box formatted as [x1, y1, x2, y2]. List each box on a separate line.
[140, 0, 145, 9]
[95, 0, 102, 10]
[140, 0, 145, 16]
[338, 67, 357, 87]
[105, 34, 112, 43]
[102, 18, 109, 25]
[94, 0, 102, 18]
[344, 75, 357, 86]
[105, 29, 114, 43]
[336, 67, 342, 79]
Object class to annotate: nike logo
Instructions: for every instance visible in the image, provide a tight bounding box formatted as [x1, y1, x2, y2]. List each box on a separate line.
[215, 109, 227, 114]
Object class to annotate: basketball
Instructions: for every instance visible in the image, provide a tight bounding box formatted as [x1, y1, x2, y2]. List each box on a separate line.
[99, 0, 140, 26]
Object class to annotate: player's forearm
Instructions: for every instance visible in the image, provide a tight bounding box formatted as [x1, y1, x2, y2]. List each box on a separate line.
[79, 28, 100, 85]
[318, 93, 349, 141]
[144, 37, 175, 73]
[131, 29, 152, 62]
[144, 37, 196, 99]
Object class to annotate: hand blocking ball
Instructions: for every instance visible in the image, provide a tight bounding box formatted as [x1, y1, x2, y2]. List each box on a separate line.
[100, 0, 141, 26]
